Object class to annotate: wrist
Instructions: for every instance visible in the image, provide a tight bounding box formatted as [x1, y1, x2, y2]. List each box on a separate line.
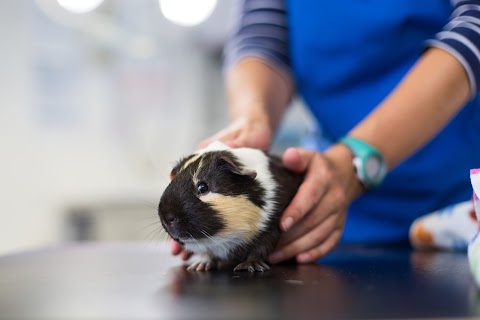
[227, 60, 290, 135]
[324, 144, 366, 201]
[229, 103, 277, 133]
[338, 136, 388, 190]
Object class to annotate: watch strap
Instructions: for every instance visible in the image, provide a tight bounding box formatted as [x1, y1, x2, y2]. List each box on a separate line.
[339, 136, 386, 189]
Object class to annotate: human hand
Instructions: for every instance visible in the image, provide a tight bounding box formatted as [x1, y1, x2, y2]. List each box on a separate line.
[268, 145, 364, 264]
[198, 117, 273, 151]
[170, 239, 192, 261]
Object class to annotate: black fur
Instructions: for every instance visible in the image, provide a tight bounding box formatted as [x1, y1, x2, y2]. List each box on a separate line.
[198, 151, 266, 208]
[160, 154, 224, 242]
[158, 149, 304, 271]
[160, 150, 266, 242]
[225, 154, 304, 264]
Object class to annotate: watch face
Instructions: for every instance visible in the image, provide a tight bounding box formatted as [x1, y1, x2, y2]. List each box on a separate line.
[365, 155, 383, 180]
[341, 136, 387, 188]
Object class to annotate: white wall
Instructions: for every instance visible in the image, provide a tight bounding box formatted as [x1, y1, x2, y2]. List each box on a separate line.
[0, 0, 232, 254]
[0, 0, 312, 255]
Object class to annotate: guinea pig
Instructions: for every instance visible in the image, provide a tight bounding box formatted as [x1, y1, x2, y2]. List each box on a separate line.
[158, 141, 304, 272]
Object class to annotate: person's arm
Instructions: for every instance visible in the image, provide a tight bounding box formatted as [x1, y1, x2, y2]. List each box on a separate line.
[271, 47, 470, 264]
[173, 0, 293, 257]
[199, 0, 293, 150]
[271, 2, 480, 263]
[347, 47, 469, 169]
[205, 58, 293, 150]
[349, 0, 480, 168]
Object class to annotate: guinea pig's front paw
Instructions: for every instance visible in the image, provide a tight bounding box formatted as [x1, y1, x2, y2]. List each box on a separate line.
[186, 257, 216, 271]
[233, 261, 270, 273]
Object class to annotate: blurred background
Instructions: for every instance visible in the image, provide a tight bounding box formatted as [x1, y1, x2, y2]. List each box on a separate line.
[0, 0, 316, 255]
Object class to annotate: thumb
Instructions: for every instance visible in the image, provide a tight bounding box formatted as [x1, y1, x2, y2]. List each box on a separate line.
[282, 147, 315, 173]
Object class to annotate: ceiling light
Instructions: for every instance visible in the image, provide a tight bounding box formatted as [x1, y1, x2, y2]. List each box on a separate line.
[159, 0, 217, 27]
[56, 0, 104, 14]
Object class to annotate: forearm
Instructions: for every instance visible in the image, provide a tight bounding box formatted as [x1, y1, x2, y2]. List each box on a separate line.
[226, 57, 294, 133]
[323, 47, 471, 202]
[349, 47, 470, 169]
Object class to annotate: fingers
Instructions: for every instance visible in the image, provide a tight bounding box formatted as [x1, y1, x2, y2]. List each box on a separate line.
[181, 250, 193, 261]
[272, 147, 350, 264]
[278, 193, 331, 246]
[269, 213, 343, 264]
[198, 120, 273, 151]
[198, 130, 239, 149]
[170, 240, 193, 261]
[280, 149, 329, 232]
[171, 240, 183, 255]
[280, 183, 347, 246]
[296, 230, 343, 263]
[282, 147, 311, 173]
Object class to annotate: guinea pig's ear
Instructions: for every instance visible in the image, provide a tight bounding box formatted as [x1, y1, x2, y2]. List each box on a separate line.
[220, 155, 257, 179]
[170, 165, 180, 180]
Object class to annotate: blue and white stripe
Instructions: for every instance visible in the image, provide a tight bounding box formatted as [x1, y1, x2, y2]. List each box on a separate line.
[223, 0, 290, 73]
[225, 0, 480, 97]
[427, 0, 480, 97]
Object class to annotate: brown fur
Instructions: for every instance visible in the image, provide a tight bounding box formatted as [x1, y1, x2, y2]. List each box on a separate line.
[201, 193, 263, 241]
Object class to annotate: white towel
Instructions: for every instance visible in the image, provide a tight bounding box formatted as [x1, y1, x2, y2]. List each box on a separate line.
[469, 169, 480, 287]
[409, 201, 478, 251]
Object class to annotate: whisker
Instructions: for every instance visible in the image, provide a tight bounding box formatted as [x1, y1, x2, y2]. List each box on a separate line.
[138, 215, 161, 222]
[134, 199, 161, 211]
[188, 232, 202, 247]
[137, 220, 162, 233]
[143, 226, 164, 243]
[200, 230, 242, 261]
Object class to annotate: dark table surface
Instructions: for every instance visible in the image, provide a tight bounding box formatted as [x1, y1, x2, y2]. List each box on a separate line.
[0, 242, 478, 319]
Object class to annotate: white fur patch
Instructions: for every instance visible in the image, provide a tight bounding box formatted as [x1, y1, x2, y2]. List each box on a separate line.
[182, 234, 247, 260]
[195, 141, 278, 233]
[230, 147, 277, 232]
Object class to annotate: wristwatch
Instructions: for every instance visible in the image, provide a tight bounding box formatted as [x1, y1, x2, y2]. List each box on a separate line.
[339, 136, 387, 190]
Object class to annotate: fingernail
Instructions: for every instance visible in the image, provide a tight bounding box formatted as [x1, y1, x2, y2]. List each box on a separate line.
[282, 217, 294, 231]
[269, 251, 284, 263]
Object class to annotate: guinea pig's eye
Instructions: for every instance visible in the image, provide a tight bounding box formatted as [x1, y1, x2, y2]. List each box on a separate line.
[196, 181, 209, 195]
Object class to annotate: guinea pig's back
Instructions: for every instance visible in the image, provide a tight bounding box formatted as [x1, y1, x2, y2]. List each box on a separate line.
[267, 154, 304, 216]
[227, 154, 304, 263]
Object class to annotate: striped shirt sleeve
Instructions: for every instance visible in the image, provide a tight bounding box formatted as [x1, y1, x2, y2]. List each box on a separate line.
[427, 0, 480, 97]
[223, 0, 291, 74]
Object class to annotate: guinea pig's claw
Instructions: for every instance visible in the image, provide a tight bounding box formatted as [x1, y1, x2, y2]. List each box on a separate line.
[187, 260, 213, 271]
[234, 261, 270, 273]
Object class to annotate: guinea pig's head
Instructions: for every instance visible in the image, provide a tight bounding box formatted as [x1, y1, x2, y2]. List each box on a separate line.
[158, 147, 267, 251]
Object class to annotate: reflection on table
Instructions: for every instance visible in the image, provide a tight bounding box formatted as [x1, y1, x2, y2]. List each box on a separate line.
[0, 243, 478, 319]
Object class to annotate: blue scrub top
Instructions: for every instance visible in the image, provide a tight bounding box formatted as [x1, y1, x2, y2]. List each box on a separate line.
[287, 0, 480, 244]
